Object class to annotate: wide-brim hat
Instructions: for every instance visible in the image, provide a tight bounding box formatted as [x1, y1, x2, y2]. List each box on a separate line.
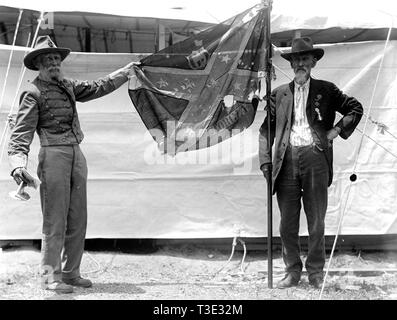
[281, 37, 324, 61]
[24, 35, 71, 70]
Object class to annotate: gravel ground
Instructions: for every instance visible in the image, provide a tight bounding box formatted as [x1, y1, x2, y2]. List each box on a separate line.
[1, 244, 397, 300]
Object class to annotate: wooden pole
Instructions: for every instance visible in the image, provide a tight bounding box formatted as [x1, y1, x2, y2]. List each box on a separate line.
[264, 0, 273, 289]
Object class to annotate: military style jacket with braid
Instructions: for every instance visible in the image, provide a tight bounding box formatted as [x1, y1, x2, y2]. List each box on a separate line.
[8, 68, 129, 172]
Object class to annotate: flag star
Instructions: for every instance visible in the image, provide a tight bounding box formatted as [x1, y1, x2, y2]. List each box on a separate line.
[157, 78, 168, 88]
[180, 78, 195, 91]
[220, 54, 231, 64]
[233, 82, 241, 90]
[194, 40, 203, 47]
[206, 78, 218, 88]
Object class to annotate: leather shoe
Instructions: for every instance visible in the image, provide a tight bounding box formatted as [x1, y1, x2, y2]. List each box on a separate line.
[276, 273, 300, 289]
[45, 281, 73, 294]
[309, 277, 323, 289]
[63, 276, 92, 288]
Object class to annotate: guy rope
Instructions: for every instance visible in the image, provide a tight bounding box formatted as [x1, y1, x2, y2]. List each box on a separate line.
[0, 12, 44, 164]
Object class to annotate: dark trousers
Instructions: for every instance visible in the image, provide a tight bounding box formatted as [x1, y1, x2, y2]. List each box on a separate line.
[37, 144, 88, 283]
[275, 144, 329, 279]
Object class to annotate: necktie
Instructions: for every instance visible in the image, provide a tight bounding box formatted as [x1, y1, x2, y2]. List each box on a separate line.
[296, 85, 304, 124]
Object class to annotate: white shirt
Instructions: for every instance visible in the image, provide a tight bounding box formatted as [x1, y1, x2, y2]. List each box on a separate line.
[289, 79, 314, 146]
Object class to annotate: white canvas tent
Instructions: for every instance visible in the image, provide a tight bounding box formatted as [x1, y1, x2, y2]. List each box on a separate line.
[1, 0, 397, 52]
[0, 1, 397, 242]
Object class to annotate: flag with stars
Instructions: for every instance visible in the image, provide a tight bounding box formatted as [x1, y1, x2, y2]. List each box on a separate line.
[128, 3, 270, 154]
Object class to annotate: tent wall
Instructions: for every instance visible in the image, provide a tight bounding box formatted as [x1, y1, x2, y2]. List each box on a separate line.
[0, 40, 396, 240]
[0, 6, 210, 53]
[2, 3, 397, 54]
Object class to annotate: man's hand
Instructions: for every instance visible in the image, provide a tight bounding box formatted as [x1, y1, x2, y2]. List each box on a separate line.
[12, 167, 26, 185]
[326, 127, 341, 141]
[260, 163, 272, 181]
[11, 167, 38, 188]
[122, 61, 141, 77]
[126, 61, 141, 68]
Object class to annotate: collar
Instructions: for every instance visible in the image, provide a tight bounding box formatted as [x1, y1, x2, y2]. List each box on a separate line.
[37, 75, 66, 86]
[294, 77, 310, 91]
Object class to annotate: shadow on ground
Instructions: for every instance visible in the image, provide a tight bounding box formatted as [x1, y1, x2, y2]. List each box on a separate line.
[44, 282, 146, 300]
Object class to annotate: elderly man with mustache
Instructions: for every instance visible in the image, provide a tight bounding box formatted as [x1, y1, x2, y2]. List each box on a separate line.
[259, 37, 363, 289]
[8, 36, 136, 293]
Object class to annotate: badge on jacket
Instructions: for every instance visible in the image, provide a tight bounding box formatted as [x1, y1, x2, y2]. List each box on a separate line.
[314, 94, 322, 121]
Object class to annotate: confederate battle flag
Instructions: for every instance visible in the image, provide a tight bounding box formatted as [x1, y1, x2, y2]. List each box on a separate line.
[128, 3, 270, 154]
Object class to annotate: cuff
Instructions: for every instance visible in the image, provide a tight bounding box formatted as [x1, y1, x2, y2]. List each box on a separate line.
[9, 153, 27, 175]
[108, 67, 130, 88]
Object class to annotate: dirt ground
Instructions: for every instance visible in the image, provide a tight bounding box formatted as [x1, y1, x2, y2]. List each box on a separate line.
[1, 243, 397, 300]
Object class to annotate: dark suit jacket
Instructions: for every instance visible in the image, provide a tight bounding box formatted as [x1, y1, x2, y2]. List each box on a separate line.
[259, 77, 363, 194]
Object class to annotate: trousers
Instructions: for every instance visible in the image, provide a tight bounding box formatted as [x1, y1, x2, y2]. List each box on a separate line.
[37, 144, 88, 283]
[275, 144, 329, 278]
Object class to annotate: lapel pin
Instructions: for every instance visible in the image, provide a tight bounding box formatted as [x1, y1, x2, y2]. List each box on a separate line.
[315, 107, 322, 121]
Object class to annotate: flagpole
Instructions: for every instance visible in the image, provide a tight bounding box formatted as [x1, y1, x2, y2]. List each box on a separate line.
[264, 0, 273, 289]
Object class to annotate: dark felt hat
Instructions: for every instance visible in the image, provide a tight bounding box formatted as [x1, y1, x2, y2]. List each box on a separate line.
[281, 37, 324, 61]
[24, 36, 71, 70]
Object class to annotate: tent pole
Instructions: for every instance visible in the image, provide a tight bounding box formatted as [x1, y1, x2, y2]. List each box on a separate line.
[264, 0, 273, 289]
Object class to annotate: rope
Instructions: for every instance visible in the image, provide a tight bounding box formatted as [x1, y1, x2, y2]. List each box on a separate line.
[319, 23, 393, 300]
[238, 239, 247, 273]
[212, 237, 249, 277]
[0, 32, 31, 164]
[7, 13, 43, 116]
[81, 251, 103, 275]
[350, 27, 393, 176]
[0, 9, 23, 114]
[355, 127, 397, 159]
[0, 11, 44, 164]
[213, 236, 237, 276]
[364, 112, 397, 141]
[0, 126, 9, 162]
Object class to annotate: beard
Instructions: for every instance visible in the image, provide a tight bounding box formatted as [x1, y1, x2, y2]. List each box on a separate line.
[294, 69, 309, 85]
[45, 67, 63, 81]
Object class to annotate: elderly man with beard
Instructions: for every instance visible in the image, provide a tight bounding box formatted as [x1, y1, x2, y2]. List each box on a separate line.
[259, 37, 363, 289]
[8, 36, 137, 293]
